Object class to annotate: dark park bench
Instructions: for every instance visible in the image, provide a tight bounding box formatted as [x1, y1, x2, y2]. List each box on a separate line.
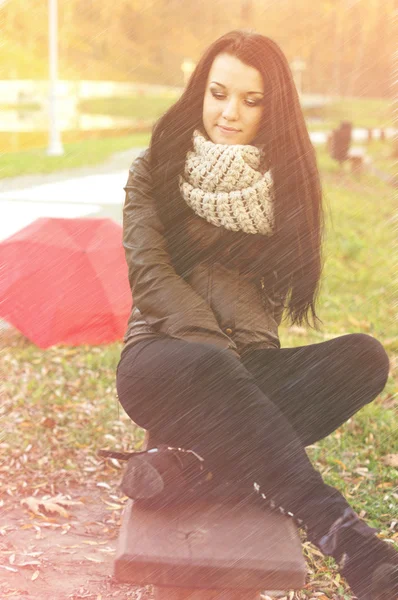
[113, 432, 306, 599]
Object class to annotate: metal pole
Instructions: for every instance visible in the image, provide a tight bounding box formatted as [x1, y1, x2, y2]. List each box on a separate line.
[47, 0, 64, 155]
[296, 70, 302, 96]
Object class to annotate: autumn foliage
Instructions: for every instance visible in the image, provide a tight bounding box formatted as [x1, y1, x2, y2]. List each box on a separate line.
[1, 0, 395, 97]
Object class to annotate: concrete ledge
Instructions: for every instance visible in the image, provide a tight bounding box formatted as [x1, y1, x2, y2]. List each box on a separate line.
[114, 498, 306, 592]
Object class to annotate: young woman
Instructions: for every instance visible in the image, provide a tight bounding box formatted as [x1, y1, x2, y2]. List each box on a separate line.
[115, 30, 397, 599]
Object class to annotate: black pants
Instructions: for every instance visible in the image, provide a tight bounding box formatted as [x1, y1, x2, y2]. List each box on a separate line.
[116, 333, 389, 544]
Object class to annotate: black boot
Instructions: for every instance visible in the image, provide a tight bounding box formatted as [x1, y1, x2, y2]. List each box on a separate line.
[99, 446, 259, 505]
[118, 446, 208, 505]
[317, 508, 398, 599]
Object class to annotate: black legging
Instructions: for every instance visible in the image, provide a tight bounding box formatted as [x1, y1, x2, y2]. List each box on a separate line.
[116, 333, 389, 544]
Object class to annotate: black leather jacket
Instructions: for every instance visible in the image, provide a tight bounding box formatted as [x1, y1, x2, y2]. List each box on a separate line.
[122, 148, 284, 357]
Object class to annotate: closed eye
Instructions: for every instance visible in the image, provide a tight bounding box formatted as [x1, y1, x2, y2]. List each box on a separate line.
[210, 90, 262, 107]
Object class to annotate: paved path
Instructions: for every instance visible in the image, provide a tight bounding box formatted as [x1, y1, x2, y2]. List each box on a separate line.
[0, 147, 144, 241]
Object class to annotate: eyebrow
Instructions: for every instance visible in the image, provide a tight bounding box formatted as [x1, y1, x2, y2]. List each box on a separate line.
[210, 81, 264, 95]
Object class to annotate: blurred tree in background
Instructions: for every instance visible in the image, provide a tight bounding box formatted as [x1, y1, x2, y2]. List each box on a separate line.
[0, 0, 394, 97]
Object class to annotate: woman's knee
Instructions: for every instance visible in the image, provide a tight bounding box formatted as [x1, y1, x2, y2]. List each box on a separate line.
[116, 339, 245, 412]
[345, 333, 390, 396]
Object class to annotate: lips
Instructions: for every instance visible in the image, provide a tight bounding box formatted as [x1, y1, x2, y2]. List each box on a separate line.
[218, 125, 240, 133]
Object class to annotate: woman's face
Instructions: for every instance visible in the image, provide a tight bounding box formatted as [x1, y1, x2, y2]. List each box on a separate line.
[202, 53, 265, 145]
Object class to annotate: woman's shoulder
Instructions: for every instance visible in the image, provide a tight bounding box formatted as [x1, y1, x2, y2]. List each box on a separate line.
[124, 147, 152, 191]
[128, 147, 151, 173]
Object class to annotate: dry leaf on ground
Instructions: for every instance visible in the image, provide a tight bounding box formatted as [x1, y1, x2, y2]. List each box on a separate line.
[382, 454, 398, 468]
[21, 495, 82, 518]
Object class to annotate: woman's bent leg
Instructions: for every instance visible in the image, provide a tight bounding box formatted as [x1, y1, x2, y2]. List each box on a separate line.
[242, 333, 390, 446]
[240, 333, 397, 598]
[117, 338, 353, 542]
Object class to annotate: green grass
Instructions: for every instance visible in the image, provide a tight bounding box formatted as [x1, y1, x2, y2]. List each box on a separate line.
[78, 95, 178, 119]
[304, 96, 393, 130]
[279, 145, 396, 340]
[365, 138, 397, 178]
[0, 131, 150, 178]
[0, 102, 41, 111]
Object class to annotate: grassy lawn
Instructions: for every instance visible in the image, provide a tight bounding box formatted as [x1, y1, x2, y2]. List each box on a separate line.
[0, 131, 151, 178]
[0, 103, 41, 111]
[78, 94, 179, 120]
[304, 97, 393, 131]
[1, 145, 397, 598]
[365, 138, 397, 178]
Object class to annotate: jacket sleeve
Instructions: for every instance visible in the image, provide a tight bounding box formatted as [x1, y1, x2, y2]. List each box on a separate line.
[122, 148, 239, 354]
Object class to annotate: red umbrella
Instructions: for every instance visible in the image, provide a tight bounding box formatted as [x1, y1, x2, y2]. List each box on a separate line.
[0, 217, 132, 348]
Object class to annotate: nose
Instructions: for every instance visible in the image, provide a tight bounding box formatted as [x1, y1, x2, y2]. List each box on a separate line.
[222, 97, 239, 121]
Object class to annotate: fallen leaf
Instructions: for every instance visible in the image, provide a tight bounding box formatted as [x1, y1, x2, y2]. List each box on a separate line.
[331, 458, 346, 470]
[21, 497, 41, 514]
[17, 560, 41, 568]
[37, 501, 69, 518]
[382, 454, 398, 468]
[96, 547, 115, 554]
[50, 494, 83, 508]
[96, 482, 111, 490]
[102, 500, 124, 510]
[0, 565, 18, 573]
[354, 467, 371, 477]
[31, 570, 39, 580]
[21, 495, 82, 518]
[82, 540, 102, 546]
[41, 417, 56, 429]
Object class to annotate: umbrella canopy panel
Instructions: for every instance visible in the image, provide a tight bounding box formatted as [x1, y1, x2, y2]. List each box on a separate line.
[0, 217, 132, 347]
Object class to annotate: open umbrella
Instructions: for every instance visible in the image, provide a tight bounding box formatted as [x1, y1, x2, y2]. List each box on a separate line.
[0, 217, 132, 348]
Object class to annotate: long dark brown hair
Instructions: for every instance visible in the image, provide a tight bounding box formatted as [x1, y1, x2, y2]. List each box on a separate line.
[149, 29, 323, 327]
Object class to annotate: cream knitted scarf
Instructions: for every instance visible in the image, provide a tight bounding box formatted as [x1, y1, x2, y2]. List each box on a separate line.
[178, 129, 275, 235]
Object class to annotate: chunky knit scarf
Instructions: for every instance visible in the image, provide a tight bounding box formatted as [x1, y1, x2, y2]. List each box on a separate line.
[178, 130, 275, 235]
